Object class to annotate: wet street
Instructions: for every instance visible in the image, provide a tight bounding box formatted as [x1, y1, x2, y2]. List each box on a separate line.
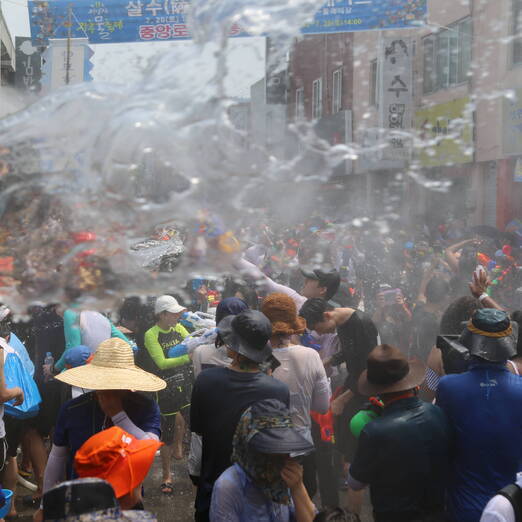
[15, 451, 374, 521]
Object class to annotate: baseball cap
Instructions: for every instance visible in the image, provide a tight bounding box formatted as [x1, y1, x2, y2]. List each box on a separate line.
[154, 295, 186, 315]
[74, 427, 162, 498]
[300, 268, 341, 300]
[64, 345, 92, 369]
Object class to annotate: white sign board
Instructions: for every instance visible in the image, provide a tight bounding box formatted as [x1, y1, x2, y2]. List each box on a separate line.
[378, 36, 413, 161]
[42, 38, 91, 93]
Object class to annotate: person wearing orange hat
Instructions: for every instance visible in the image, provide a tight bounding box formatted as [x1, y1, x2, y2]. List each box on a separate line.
[74, 426, 162, 511]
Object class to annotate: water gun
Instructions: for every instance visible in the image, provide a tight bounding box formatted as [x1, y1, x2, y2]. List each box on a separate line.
[349, 397, 384, 439]
[168, 327, 217, 358]
[180, 311, 216, 331]
[191, 211, 241, 256]
[310, 408, 335, 444]
[300, 332, 321, 351]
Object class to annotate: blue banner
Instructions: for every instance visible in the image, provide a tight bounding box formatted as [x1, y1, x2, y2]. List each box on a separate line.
[303, 0, 427, 35]
[29, 0, 427, 46]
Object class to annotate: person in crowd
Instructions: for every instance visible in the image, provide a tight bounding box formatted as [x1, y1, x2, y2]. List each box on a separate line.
[260, 293, 330, 502]
[299, 298, 379, 515]
[410, 274, 450, 362]
[140, 294, 192, 495]
[190, 310, 289, 522]
[347, 344, 450, 522]
[507, 310, 522, 375]
[372, 287, 411, 349]
[189, 297, 249, 486]
[42, 478, 157, 521]
[75, 426, 162, 511]
[33, 338, 163, 522]
[53, 307, 135, 373]
[480, 472, 522, 522]
[423, 295, 481, 399]
[0, 306, 45, 515]
[210, 399, 316, 522]
[437, 309, 522, 522]
[191, 297, 248, 376]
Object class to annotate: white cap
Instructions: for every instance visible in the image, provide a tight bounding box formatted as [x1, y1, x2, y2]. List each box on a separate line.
[154, 295, 186, 315]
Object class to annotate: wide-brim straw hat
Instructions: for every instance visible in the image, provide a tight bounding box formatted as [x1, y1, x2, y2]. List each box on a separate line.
[261, 293, 306, 336]
[55, 338, 166, 392]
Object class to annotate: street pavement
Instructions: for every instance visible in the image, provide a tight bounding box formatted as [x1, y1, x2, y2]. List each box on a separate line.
[15, 453, 374, 521]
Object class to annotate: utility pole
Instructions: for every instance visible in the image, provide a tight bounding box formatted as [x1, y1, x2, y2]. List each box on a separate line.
[65, 5, 72, 84]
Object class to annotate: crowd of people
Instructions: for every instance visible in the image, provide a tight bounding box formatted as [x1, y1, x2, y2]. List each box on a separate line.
[0, 215, 519, 522]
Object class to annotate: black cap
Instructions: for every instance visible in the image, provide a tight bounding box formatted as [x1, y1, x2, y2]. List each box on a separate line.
[217, 310, 273, 363]
[43, 478, 118, 520]
[248, 399, 314, 455]
[300, 269, 341, 300]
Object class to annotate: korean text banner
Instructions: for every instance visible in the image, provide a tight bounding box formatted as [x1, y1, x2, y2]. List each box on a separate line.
[28, 0, 427, 46]
[414, 97, 474, 168]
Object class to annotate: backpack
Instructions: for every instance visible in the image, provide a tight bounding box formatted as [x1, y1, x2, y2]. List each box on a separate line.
[498, 483, 522, 522]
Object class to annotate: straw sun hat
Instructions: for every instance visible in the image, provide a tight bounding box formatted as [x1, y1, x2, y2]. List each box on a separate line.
[55, 338, 166, 392]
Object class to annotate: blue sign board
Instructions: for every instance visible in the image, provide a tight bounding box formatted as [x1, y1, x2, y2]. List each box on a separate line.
[29, 0, 427, 46]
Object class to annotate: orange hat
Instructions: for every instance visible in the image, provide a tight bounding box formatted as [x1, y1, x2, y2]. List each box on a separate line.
[74, 427, 162, 498]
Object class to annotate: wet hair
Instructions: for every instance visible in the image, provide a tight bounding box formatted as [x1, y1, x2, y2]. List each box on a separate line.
[439, 296, 480, 335]
[299, 298, 334, 329]
[511, 310, 522, 357]
[234, 285, 259, 310]
[314, 507, 361, 522]
[425, 276, 450, 304]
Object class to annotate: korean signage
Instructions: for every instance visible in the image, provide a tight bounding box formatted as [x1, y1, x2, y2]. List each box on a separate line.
[414, 97, 474, 167]
[28, 0, 246, 45]
[41, 38, 93, 94]
[14, 37, 42, 93]
[378, 37, 413, 161]
[503, 87, 522, 156]
[29, 0, 427, 46]
[303, 0, 427, 35]
[356, 127, 405, 173]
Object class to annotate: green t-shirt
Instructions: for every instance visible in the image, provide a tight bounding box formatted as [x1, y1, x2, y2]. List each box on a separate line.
[142, 323, 190, 377]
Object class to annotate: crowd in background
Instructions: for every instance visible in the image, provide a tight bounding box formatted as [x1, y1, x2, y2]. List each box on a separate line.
[0, 213, 519, 522]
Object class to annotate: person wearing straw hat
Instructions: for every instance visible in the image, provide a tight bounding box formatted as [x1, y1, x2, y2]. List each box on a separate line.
[34, 338, 164, 522]
[347, 344, 451, 522]
[261, 293, 330, 504]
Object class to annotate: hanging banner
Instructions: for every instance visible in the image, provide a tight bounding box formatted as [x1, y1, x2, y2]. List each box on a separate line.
[378, 36, 413, 161]
[303, 0, 427, 35]
[14, 37, 42, 93]
[29, 0, 427, 46]
[414, 97, 474, 167]
[41, 38, 94, 94]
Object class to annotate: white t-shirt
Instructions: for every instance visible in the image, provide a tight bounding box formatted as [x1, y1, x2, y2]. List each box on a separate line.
[480, 474, 522, 522]
[272, 345, 330, 443]
[192, 343, 231, 378]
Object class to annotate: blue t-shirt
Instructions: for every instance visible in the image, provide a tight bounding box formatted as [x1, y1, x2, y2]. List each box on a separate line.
[436, 363, 522, 522]
[211, 464, 296, 522]
[54, 391, 161, 478]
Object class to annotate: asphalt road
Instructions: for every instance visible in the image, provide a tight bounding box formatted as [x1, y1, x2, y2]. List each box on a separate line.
[14, 453, 374, 521]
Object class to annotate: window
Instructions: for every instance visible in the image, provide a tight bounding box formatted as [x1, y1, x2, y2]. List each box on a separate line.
[423, 17, 471, 94]
[332, 68, 342, 113]
[312, 78, 323, 120]
[295, 87, 304, 120]
[369, 59, 378, 107]
[514, 0, 522, 65]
